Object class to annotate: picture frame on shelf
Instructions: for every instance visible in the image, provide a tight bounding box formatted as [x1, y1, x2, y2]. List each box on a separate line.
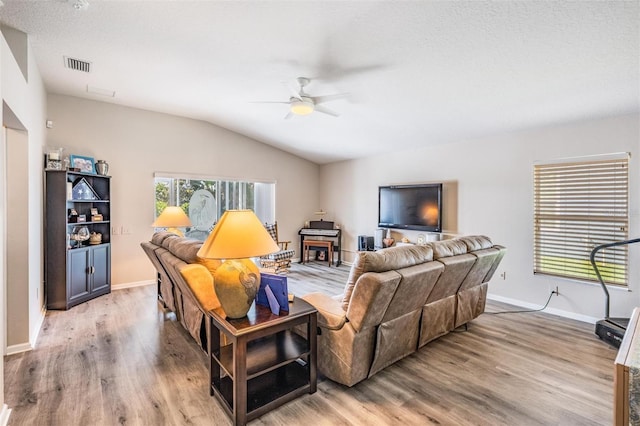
[69, 155, 95, 174]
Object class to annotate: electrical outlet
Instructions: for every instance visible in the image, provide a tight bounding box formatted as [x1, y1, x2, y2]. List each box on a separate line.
[552, 286, 560, 296]
[500, 271, 506, 280]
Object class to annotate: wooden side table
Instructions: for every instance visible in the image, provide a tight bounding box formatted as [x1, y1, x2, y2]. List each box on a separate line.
[303, 239, 333, 266]
[208, 299, 317, 426]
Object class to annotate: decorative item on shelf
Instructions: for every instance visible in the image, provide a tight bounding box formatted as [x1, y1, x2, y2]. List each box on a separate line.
[152, 206, 192, 236]
[95, 159, 109, 176]
[45, 147, 64, 170]
[197, 210, 280, 319]
[90, 208, 103, 222]
[401, 237, 410, 243]
[62, 156, 70, 170]
[89, 232, 102, 245]
[417, 234, 426, 245]
[383, 228, 395, 248]
[72, 178, 99, 200]
[69, 155, 96, 174]
[70, 225, 90, 248]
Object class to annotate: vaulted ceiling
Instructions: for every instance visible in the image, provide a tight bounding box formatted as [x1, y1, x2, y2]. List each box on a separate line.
[1, 1, 638, 164]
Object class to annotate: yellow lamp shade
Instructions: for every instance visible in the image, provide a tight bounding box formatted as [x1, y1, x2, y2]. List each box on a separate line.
[152, 206, 192, 236]
[152, 206, 192, 227]
[197, 210, 279, 260]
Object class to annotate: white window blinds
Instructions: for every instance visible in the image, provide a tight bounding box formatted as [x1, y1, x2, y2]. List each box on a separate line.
[533, 154, 629, 286]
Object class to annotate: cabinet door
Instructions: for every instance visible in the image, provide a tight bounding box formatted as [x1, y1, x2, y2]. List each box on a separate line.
[68, 248, 91, 302]
[90, 244, 111, 293]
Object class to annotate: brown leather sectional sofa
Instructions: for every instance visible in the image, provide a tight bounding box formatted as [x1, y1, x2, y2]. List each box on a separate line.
[142, 232, 505, 388]
[141, 232, 221, 352]
[301, 236, 505, 387]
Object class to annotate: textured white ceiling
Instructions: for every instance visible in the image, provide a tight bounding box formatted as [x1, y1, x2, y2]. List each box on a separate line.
[0, 1, 638, 164]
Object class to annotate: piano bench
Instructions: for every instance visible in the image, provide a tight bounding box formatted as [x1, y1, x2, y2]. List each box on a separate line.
[303, 240, 333, 266]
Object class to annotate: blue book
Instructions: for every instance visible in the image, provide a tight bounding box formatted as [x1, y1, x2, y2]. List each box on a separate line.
[256, 273, 289, 312]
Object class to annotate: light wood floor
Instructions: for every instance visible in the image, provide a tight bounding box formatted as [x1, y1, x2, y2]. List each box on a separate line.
[5, 262, 617, 425]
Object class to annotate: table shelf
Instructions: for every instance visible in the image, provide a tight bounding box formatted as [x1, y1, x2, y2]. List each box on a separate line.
[213, 330, 309, 380]
[214, 361, 311, 419]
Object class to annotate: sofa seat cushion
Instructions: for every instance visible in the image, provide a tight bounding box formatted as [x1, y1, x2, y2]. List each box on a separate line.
[341, 245, 433, 310]
[301, 293, 347, 330]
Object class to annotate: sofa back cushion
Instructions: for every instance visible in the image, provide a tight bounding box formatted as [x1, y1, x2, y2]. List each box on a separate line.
[428, 239, 468, 259]
[381, 261, 444, 322]
[346, 270, 402, 332]
[341, 245, 433, 311]
[163, 237, 203, 263]
[458, 235, 493, 251]
[151, 231, 179, 246]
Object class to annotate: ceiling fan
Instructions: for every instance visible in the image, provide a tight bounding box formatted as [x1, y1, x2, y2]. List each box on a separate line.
[254, 77, 348, 119]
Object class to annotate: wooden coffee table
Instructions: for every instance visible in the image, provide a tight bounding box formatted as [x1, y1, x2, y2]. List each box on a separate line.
[208, 298, 317, 426]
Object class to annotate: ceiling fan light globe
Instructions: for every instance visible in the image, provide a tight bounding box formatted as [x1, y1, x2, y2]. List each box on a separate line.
[290, 99, 315, 115]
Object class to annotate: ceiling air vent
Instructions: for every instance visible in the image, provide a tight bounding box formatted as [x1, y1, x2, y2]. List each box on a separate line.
[64, 56, 91, 73]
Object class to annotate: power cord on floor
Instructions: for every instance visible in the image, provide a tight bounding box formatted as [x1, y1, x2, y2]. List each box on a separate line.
[485, 290, 556, 315]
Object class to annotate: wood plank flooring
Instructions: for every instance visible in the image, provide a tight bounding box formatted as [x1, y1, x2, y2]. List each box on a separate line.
[5, 262, 617, 425]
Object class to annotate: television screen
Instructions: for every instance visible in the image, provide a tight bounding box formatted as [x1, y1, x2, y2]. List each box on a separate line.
[378, 184, 443, 232]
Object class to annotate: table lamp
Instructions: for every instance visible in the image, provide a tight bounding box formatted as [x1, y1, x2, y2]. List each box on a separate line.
[152, 206, 192, 236]
[197, 210, 279, 318]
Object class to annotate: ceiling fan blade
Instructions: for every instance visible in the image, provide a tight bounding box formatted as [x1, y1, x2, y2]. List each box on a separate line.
[312, 93, 350, 105]
[284, 111, 294, 120]
[250, 101, 290, 104]
[314, 105, 340, 117]
[283, 81, 303, 101]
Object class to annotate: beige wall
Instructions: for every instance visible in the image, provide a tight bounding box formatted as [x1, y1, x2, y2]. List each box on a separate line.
[320, 114, 640, 322]
[45, 94, 320, 286]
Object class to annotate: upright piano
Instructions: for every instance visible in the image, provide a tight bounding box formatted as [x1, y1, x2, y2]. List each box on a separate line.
[298, 221, 342, 266]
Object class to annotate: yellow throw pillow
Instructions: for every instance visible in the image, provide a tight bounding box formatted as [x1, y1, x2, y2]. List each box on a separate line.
[196, 256, 223, 276]
[179, 264, 220, 311]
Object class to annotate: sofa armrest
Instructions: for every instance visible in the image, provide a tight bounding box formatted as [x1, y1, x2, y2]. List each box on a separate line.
[301, 292, 347, 330]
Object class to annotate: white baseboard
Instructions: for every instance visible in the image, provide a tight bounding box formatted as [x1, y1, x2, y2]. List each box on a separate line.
[6, 342, 32, 356]
[112, 280, 155, 290]
[487, 293, 599, 324]
[0, 404, 11, 426]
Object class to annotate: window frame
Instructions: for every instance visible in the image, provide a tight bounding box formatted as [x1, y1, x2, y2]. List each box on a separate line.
[153, 172, 276, 240]
[533, 153, 630, 286]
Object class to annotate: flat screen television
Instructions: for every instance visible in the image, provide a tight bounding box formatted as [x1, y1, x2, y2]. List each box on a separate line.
[378, 183, 443, 232]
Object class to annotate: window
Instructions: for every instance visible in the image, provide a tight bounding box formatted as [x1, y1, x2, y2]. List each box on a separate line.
[533, 153, 629, 286]
[154, 174, 275, 241]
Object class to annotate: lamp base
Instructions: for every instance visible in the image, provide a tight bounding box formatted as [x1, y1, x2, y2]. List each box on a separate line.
[213, 259, 260, 318]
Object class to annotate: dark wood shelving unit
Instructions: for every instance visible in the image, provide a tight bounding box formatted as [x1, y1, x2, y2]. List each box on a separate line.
[45, 170, 111, 310]
[208, 301, 317, 426]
